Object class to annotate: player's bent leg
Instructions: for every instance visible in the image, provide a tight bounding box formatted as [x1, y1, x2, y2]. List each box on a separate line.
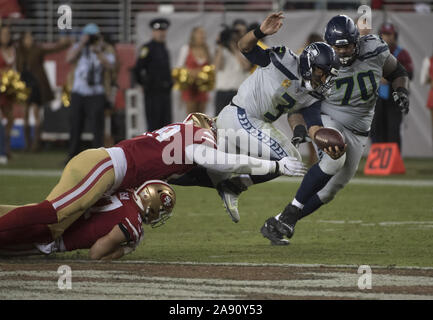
[47, 209, 86, 240]
[216, 107, 302, 222]
[46, 148, 115, 235]
[0, 205, 19, 217]
[0, 148, 114, 244]
[0, 224, 53, 246]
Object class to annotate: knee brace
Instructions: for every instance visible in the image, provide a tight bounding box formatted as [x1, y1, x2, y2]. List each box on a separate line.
[318, 153, 346, 176]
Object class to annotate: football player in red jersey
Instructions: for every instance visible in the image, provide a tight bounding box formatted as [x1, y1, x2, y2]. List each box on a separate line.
[0, 180, 176, 260]
[0, 113, 305, 246]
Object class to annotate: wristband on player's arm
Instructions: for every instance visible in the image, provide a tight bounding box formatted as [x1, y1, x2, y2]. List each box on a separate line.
[253, 26, 266, 39]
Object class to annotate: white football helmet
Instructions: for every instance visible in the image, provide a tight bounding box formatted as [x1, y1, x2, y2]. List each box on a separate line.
[133, 180, 176, 228]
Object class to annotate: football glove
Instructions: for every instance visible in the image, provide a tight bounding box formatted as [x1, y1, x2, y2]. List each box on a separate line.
[392, 87, 409, 115]
[291, 125, 311, 148]
[276, 156, 306, 177]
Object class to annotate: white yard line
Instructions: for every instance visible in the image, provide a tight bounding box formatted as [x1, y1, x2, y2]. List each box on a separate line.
[14, 259, 429, 271]
[0, 169, 63, 177]
[273, 176, 433, 187]
[1, 169, 433, 187]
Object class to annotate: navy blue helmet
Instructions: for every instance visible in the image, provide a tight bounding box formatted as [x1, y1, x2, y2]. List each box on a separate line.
[324, 15, 360, 66]
[299, 42, 340, 95]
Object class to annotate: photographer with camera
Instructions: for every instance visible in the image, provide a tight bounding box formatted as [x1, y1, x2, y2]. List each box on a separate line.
[65, 23, 115, 161]
[213, 25, 251, 115]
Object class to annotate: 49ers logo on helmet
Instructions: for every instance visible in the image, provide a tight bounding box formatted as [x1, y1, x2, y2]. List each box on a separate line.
[160, 193, 174, 209]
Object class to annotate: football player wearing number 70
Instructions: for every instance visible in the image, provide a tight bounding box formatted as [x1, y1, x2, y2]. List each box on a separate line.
[261, 15, 410, 245]
[0, 113, 305, 247]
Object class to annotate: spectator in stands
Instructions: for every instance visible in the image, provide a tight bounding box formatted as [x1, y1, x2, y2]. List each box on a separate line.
[232, 19, 248, 37]
[134, 18, 173, 131]
[0, 24, 15, 160]
[65, 23, 115, 162]
[420, 48, 433, 151]
[177, 26, 211, 114]
[371, 22, 414, 151]
[213, 25, 251, 115]
[16, 30, 72, 152]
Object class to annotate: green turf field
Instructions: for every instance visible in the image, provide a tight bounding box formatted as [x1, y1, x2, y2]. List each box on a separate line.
[1, 150, 432, 267]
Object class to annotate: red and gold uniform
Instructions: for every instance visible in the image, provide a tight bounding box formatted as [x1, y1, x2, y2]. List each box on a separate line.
[35, 191, 144, 254]
[0, 121, 216, 243]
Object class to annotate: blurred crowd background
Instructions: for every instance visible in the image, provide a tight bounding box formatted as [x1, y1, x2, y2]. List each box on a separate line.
[0, 0, 433, 165]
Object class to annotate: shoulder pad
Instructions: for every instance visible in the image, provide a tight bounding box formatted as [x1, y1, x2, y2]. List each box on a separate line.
[358, 34, 389, 60]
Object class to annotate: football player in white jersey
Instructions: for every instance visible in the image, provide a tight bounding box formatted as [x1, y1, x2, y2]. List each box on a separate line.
[261, 15, 410, 245]
[194, 12, 341, 223]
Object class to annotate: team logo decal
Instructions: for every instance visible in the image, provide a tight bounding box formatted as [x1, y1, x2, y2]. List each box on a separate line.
[281, 79, 291, 88]
[160, 193, 174, 209]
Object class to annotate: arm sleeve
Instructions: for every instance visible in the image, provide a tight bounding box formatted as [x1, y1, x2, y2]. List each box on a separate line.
[300, 101, 323, 128]
[242, 45, 271, 67]
[118, 215, 143, 244]
[185, 144, 276, 175]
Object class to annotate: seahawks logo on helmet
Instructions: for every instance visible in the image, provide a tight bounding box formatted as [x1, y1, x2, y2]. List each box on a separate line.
[299, 42, 340, 95]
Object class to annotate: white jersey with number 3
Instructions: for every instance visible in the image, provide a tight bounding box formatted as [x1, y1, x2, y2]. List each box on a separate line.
[232, 46, 319, 122]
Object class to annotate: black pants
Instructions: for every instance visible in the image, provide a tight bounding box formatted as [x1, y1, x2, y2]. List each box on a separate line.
[215, 90, 237, 116]
[371, 97, 403, 151]
[144, 89, 172, 132]
[68, 93, 106, 159]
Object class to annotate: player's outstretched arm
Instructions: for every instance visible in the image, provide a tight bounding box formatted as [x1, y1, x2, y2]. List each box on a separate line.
[238, 11, 284, 53]
[383, 54, 410, 114]
[89, 225, 128, 260]
[185, 144, 305, 177]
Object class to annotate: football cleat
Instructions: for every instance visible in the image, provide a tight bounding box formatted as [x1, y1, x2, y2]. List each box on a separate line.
[216, 177, 249, 223]
[277, 204, 302, 239]
[260, 217, 290, 246]
[217, 184, 240, 223]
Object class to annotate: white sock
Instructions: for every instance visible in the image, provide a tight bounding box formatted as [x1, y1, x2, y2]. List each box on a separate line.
[291, 198, 304, 210]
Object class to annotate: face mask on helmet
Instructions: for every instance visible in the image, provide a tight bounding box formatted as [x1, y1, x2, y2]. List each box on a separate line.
[183, 112, 217, 139]
[333, 42, 358, 66]
[133, 180, 176, 228]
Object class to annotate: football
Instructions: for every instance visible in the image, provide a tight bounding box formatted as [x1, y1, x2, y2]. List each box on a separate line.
[313, 127, 345, 150]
